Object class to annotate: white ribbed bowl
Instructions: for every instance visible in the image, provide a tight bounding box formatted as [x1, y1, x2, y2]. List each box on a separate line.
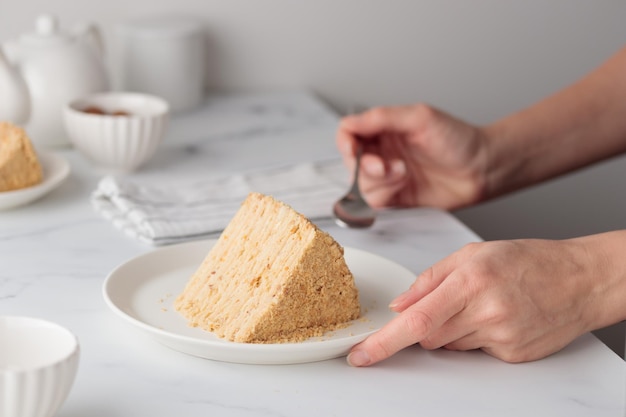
[0, 316, 79, 417]
[64, 92, 169, 172]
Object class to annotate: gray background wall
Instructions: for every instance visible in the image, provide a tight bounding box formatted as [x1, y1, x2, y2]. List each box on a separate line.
[2, 0, 625, 356]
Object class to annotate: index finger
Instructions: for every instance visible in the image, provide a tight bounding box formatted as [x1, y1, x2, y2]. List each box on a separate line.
[347, 277, 466, 367]
[337, 107, 407, 157]
[341, 105, 430, 138]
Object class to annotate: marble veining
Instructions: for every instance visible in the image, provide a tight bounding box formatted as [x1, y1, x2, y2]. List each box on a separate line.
[0, 91, 624, 416]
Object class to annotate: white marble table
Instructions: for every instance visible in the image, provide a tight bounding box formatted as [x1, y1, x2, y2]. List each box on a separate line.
[1, 92, 624, 416]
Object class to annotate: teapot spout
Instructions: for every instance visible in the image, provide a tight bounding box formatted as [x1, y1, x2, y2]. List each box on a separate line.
[0, 47, 30, 125]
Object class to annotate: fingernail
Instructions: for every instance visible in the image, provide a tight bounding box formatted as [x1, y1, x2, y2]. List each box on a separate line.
[363, 159, 385, 177]
[347, 350, 371, 367]
[389, 291, 409, 309]
[389, 159, 406, 177]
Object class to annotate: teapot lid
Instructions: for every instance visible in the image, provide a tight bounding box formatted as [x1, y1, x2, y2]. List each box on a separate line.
[19, 15, 70, 46]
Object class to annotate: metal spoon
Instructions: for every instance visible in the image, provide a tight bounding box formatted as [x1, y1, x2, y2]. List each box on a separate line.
[333, 142, 376, 228]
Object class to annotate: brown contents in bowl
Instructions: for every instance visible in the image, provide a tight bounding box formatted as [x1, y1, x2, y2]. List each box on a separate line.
[82, 106, 105, 115]
[82, 106, 130, 116]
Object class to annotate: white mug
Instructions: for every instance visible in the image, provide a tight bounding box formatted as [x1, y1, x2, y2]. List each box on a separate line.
[116, 16, 206, 113]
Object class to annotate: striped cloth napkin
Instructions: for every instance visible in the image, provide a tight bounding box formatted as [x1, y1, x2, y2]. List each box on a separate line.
[91, 159, 348, 245]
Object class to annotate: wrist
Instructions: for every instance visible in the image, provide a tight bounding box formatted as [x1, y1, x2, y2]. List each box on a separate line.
[478, 121, 529, 200]
[575, 230, 626, 332]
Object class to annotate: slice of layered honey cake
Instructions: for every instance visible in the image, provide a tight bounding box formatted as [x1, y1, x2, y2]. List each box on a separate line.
[174, 192, 360, 343]
[0, 122, 43, 192]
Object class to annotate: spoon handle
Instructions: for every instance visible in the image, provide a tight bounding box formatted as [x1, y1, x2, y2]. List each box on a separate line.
[350, 141, 364, 194]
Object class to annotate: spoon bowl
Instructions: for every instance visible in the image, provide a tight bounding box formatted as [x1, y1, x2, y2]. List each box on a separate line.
[333, 143, 376, 228]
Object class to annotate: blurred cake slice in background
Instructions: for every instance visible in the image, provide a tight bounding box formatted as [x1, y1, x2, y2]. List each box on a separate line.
[0, 122, 43, 192]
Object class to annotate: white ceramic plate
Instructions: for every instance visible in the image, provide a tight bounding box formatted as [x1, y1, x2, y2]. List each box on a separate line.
[0, 152, 70, 210]
[103, 239, 415, 364]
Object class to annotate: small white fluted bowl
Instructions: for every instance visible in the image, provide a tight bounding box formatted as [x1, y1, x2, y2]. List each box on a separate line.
[64, 92, 169, 172]
[0, 316, 80, 417]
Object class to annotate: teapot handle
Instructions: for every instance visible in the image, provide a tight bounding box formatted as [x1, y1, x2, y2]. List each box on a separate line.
[1, 39, 20, 65]
[73, 22, 106, 60]
[0, 48, 30, 124]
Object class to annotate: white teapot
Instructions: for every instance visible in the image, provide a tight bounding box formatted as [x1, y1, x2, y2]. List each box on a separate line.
[0, 14, 109, 147]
